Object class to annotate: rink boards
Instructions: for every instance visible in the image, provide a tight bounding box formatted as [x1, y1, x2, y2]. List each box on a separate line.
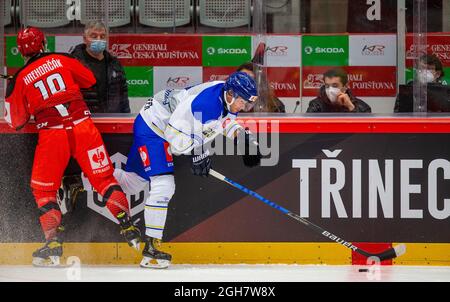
[0, 242, 449, 266]
[0, 116, 449, 266]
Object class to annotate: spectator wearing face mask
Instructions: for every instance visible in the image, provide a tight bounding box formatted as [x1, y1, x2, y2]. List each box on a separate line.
[71, 21, 130, 113]
[306, 68, 371, 113]
[394, 54, 447, 112]
[417, 54, 446, 85]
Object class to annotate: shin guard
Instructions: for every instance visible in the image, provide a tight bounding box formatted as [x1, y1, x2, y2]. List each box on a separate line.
[33, 190, 62, 241]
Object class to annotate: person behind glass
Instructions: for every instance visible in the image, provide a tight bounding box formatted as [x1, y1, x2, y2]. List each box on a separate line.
[71, 21, 130, 113]
[394, 54, 446, 113]
[306, 68, 371, 113]
[236, 62, 286, 113]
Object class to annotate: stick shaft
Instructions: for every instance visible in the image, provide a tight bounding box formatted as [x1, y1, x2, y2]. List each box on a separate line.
[209, 169, 402, 261]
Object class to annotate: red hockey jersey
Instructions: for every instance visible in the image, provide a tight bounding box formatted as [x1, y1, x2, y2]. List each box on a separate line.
[4, 53, 96, 130]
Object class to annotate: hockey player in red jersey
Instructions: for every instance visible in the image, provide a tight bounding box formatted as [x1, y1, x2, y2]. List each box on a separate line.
[4, 27, 140, 266]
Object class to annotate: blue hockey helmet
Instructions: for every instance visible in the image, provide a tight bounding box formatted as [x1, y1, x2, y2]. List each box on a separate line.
[224, 71, 258, 111]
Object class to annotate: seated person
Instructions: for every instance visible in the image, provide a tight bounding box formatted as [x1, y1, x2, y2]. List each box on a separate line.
[236, 62, 286, 113]
[394, 54, 447, 112]
[306, 69, 371, 113]
[396, 84, 450, 113]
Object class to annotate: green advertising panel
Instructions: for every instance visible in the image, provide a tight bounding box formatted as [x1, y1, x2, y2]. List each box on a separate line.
[6, 36, 55, 68]
[124, 66, 153, 97]
[406, 68, 450, 86]
[302, 35, 349, 66]
[443, 68, 450, 86]
[202, 36, 251, 67]
[405, 68, 413, 83]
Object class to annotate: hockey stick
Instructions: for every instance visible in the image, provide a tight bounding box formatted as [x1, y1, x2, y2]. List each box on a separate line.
[251, 42, 266, 65]
[0, 74, 12, 80]
[209, 169, 406, 261]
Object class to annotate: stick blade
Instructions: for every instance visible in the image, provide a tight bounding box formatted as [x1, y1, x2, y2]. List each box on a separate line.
[394, 244, 407, 257]
[375, 244, 407, 261]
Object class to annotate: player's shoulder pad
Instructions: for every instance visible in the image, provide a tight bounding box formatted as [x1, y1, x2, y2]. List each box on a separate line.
[190, 83, 224, 124]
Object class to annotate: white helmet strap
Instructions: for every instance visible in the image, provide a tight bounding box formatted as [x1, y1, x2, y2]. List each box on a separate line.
[224, 91, 236, 112]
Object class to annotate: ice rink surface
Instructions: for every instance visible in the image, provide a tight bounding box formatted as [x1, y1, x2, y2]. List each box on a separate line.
[0, 264, 449, 282]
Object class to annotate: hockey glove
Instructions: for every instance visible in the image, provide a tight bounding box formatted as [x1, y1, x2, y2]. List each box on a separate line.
[190, 148, 212, 177]
[237, 128, 262, 167]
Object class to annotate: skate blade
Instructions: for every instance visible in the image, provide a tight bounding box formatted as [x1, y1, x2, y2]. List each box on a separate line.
[32, 256, 61, 267]
[140, 257, 170, 269]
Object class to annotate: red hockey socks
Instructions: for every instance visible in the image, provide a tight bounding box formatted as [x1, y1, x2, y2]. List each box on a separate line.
[102, 185, 129, 218]
[33, 190, 62, 241]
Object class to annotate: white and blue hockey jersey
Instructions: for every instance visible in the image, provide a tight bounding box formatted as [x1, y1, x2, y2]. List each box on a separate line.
[138, 81, 242, 155]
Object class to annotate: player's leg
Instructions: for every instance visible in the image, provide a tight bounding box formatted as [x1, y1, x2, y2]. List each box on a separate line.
[64, 121, 149, 207]
[113, 168, 148, 195]
[30, 129, 70, 266]
[78, 117, 148, 202]
[73, 119, 140, 249]
[126, 123, 176, 268]
[59, 156, 148, 215]
[140, 173, 175, 269]
[123, 115, 176, 267]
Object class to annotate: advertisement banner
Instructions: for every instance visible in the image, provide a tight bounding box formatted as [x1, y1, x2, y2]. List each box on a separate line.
[267, 67, 300, 97]
[406, 34, 450, 67]
[1, 130, 450, 243]
[202, 67, 236, 82]
[153, 66, 203, 92]
[202, 36, 252, 67]
[302, 66, 329, 97]
[55, 35, 83, 53]
[345, 66, 397, 97]
[254, 35, 301, 67]
[109, 35, 202, 67]
[349, 35, 397, 66]
[6, 36, 55, 68]
[302, 35, 349, 67]
[124, 66, 153, 97]
[302, 66, 396, 97]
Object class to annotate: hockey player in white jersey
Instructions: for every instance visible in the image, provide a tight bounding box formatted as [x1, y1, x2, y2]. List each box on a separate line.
[115, 71, 261, 268]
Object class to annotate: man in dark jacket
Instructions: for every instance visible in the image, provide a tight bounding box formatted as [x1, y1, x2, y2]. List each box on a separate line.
[307, 69, 371, 113]
[71, 21, 130, 113]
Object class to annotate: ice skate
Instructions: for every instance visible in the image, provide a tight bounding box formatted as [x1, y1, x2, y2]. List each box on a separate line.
[140, 236, 172, 269]
[32, 237, 63, 267]
[57, 175, 85, 214]
[117, 211, 141, 250]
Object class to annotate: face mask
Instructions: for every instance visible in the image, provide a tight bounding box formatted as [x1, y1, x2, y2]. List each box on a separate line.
[89, 40, 107, 53]
[417, 70, 435, 84]
[325, 87, 341, 103]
